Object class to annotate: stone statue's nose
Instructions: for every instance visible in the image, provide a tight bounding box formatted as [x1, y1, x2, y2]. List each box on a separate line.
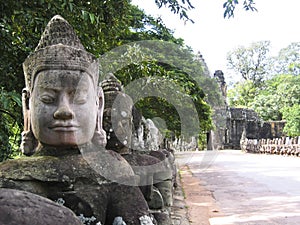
[54, 106, 74, 120]
[53, 93, 75, 120]
[53, 94, 75, 120]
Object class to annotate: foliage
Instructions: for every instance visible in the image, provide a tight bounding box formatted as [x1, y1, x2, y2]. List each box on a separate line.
[227, 41, 270, 88]
[250, 93, 282, 121]
[0, 0, 224, 157]
[282, 104, 300, 137]
[223, 0, 257, 18]
[154, 0, 258, 21]
[154, 0, 195, 23]
[102, 42, 216, 138]
[0, 88, 22, 161]
[268, 42, 300, 76]
[227, 80, 257, 108]
[227, 40, 300, 136]
[1, 0, 182, 94]
[250, 74, 300, 122]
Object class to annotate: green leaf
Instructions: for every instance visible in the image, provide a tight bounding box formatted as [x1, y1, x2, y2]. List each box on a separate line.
[89, 13, 95, 24]
[69, 3, 73, 12]
[11, 94, 22, 107]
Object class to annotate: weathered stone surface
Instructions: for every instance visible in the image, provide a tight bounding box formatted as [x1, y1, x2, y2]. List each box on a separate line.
[12, 14, 155, 225]
[100, 74, 172, 190]
[0, 188, 82, 225]
[123, 153, 160, 198]
[147, 186, 164, 209]
[100, 73, 177, 225]
[155, 180, 173, 207]
[152, 211, 172, 225]
[0, 146, 152, 225]
[149, 151, 173, 181]
[101, 73, 132, 154]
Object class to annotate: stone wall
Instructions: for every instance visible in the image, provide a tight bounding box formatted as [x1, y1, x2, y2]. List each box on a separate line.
[222, 107, 261, 149]
[220, 107, 286, 150]
[212, 70, 287, 150]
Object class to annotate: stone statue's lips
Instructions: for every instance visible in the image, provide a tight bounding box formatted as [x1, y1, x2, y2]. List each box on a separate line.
[49, 123, 79, 132]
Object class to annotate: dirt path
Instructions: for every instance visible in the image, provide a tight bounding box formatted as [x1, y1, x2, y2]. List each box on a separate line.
[179, 165, 223, 225]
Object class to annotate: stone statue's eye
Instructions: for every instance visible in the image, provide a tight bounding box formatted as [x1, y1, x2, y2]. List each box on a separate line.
[74, 97, 87, 104]
[73, 91, 88, 104]
[40, 94, 55, 104]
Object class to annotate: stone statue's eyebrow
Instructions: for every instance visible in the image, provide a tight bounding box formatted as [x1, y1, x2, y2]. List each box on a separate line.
[38, 86, 60, 91]
[38, 86, 90, 94]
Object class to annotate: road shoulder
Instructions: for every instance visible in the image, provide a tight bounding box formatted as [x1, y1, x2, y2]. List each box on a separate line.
[178, 165, 223, 224]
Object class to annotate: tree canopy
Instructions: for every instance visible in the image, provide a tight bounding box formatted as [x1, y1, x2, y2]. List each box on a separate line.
[227, 41, 300, 137]
[0, 0, 230, 160]
[227, 41, 271, 88]
[154, 0, 257, 21]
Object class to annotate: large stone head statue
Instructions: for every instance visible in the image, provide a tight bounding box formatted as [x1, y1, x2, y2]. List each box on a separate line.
[20, 15, 106, 155]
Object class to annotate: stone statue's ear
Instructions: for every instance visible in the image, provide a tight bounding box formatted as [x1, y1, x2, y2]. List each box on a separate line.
[97, 87, 104, 126]
[21, 88, 31, 132]
[92, 87, 107, 147]
[20, 88, 37, 156]
[98, 88, 104, 118]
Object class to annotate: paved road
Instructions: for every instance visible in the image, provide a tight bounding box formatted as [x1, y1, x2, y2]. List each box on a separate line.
[175, 150, 300, 225]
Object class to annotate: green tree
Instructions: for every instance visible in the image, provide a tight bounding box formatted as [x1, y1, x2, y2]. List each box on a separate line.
[0, 0, 140, 160]
[101, 41, 218, 144]
[227, 40, 300, 137]
[155, 0, 257, 20]
[227, 41, 271, 88]
[250, 74, 300, 121]
[227, 80, 257, 108]
[250, 93, 282, 121]
[227, 42, 300, 109]
[1, 1, 183, 94]
[222, 0, 257, 18]
[0, 88, 22, 161]
[0, 0, 224, 156]
[269, 42, 300, 76]
[282, 104, 300, 137]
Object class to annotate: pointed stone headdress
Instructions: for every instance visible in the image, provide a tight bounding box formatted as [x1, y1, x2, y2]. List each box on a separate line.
[23, 15, 99, 90]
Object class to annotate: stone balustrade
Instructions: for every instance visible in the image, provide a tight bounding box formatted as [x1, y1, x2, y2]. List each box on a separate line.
[242, 136, 300, 156]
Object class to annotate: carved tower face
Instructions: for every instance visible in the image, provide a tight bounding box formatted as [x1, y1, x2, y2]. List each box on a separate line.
[30, 70, 97, 146]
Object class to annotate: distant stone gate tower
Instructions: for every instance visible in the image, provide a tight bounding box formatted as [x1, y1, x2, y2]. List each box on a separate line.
[212, 70, 285, 150]
[213, 70, 227, 105]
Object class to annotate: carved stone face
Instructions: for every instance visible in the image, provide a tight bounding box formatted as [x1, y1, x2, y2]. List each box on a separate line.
[103, 93, 133, 152]
[30, 70, 97, 147]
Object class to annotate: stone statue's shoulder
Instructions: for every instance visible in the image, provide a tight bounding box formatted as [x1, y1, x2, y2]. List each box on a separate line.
[123, 152, 161, 167]
[0, 156, 58, 181]
[80, 149, 136, 184]
[106, 149, 136, 176]
[0, 154, 95, 182]
[0, 188, 82, 225]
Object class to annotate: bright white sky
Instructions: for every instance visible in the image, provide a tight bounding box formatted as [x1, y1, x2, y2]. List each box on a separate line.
[132, 0, 300, 81]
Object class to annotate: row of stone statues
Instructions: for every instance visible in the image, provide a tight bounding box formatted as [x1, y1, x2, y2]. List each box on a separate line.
[0, 15, 176, 225]
[241, 136, 300, 156]
[100, 73, 176, 223]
